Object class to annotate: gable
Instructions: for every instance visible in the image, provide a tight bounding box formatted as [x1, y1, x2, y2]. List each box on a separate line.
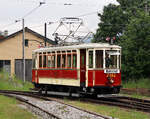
[0, 27, 56, 45]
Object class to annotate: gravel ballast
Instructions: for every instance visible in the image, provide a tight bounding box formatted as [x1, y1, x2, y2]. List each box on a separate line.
[13, 94, 114, 119]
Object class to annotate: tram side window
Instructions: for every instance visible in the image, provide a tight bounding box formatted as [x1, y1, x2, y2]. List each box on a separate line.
[67, 54, 71, 68]
[57, 55, 61, 68]
[89, 51, 93, 68]
[72, 54, 77, 68]
[39, 55, 42, 68]
[96, 50, 103, 68]
[51, 55, 55, 68]
[43, 55, 47, 68]
[62, 54, 66, 68]
[47, 55, 51, 67]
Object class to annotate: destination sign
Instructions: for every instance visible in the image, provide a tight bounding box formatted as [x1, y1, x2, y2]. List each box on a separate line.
[104, 69, 120, 73]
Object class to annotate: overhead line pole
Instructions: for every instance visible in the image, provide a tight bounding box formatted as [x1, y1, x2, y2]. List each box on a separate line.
[22, 2, 45, 83]
[22, 18, 25, 83]
[44, 23, 47, 47]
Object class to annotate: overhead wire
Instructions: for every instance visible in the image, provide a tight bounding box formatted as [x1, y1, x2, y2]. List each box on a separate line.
[3, 0, 149, 35]
[22, 2, 45, 18]
[1, 20, 20, 29]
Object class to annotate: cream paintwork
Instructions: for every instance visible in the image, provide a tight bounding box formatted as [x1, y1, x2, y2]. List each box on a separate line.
[0, 31, 52, 76]
[39, 77, 80, 86]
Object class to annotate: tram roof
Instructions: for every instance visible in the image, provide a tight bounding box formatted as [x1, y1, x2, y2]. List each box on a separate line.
[33, 43, 121, 53]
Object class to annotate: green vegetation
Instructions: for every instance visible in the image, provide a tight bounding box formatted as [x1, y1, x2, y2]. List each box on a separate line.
[0, 70, 34, 91]
[93, 0, 150, 81]
[0, 71, 37, 119]
[65, 100, 150, 119]
[123, 78, 150, 89]
[0, 95, 37, 119]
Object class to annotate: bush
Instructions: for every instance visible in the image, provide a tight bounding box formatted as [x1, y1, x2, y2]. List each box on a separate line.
[122, 78, 150, 89]
[0, 70, 33, 91]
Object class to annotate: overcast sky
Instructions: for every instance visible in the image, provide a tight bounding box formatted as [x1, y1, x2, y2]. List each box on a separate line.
[0, 0, 118, 39]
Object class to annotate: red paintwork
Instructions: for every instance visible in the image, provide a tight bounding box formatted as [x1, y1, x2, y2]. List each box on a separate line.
[32, 69, 78, 84]
[32, 70, 38, 83]
[88, 71, 94, 87]
[88, 70, 121, 87]
[80, 49, 86, 85]
[32, 70, 36, 83]
[33, 68, 121, 88]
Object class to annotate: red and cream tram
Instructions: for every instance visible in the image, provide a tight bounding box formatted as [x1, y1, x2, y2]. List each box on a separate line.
[32, 43, 121, 95]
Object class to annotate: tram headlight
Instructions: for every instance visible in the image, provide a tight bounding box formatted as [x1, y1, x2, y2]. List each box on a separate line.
[107, 77, 114, 84]
[110, 79, 114, 84]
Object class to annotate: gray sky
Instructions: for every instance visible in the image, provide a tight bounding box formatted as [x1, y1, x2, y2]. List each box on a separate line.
[0, 0, 118, 39]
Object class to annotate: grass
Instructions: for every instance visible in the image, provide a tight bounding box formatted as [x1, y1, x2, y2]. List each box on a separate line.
[0, 70, 34, 91]
[0, 71, 38, 119]
[0, 95, 37, 119]
[65, 100, 150, 119]
[122, 78, 150, 89]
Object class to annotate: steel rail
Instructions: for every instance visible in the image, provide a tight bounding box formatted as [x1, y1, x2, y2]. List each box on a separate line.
[0, 90, 112, 119]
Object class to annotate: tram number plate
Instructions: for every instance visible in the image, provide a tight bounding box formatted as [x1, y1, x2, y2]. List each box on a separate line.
[104, 69, 120, 73]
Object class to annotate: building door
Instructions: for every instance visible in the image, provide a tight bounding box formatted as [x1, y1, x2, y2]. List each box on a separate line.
[80, 49, 86, 87]
[15, 59, 32, 81]
[0, 60, 11, 75]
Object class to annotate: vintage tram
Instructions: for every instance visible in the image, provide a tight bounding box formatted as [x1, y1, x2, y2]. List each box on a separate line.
[32, 43, 121, 95]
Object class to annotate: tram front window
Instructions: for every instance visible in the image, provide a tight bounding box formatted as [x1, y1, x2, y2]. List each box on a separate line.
[105, 50, 119, 69]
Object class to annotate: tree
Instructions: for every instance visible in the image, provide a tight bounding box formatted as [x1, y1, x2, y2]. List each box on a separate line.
[93, 0, 150, 79]
[93, 4, 128, 43]
[121, 12, 150, 79]
[93, 0, 150, 43]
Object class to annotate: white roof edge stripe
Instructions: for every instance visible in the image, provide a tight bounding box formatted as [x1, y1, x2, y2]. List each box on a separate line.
[33, 43, 121, 53]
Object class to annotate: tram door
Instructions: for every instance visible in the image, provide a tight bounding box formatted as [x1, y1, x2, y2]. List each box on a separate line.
[80, 49, 86, 87]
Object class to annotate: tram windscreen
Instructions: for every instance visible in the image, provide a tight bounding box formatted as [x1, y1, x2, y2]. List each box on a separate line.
[105, 50, 120, 69]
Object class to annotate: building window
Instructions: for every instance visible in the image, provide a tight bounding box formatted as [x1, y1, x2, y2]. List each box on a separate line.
[25, 39, 29, 47]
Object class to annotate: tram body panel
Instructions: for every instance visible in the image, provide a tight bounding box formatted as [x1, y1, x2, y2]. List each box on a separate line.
[32, 43, 122, 94]
[32, 69, 79, 86]
[87, 70, 121, 87]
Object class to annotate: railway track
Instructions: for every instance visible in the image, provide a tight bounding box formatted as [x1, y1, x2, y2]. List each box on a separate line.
[45, 92, 150, 113]
[0, 90, 112, 119]
[83, 96, 150, 113]
[42, 92, 150, 113]
[0, 90, 150, 115]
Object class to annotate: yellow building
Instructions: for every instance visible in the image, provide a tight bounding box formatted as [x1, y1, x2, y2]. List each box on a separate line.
[0, 27, 56, 81]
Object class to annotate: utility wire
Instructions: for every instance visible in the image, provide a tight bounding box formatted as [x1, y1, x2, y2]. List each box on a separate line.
[1, 20, 20, 29]
[22, 2, 45, 18]
[1, 2, 45, 30]
[76, 11, 100, 17]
